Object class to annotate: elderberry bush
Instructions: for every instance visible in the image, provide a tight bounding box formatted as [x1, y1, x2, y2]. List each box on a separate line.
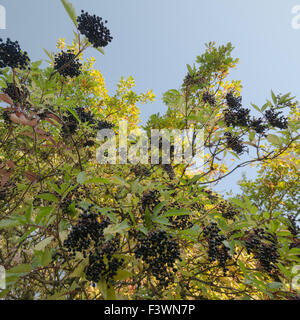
[245, 228, 279, 273]
[77, 11, 113, 48]
[54, 50, 82, 78]
[134, 230, 181, 287]
[0, 38, 30, 69]
[203, 222, 231, 273]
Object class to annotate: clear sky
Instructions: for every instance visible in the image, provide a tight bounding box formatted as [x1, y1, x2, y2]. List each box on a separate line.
[1, 0, 299, 194]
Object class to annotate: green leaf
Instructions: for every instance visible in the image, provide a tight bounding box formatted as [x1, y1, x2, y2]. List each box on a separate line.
[161, 208, 191, 218]
[7, 264, 31, 275]
[95, 47, 105, 55]
[271, 90, 277, 104]
[152, 201, 167, 218]
[60, 0, 78, 27]
[251, 103, 260, 112]
[267, 134, 282, 145]
[114, 270, 133, 281]
[25, 203, 33, 223]
[267, 282, 282, 290]
[42, 249, 52, 267]
[84, 177, 111, 184]
[152, 216, 172, 226]
[34, 236, 54, 251]
[36, 193, 59, 202]
[0, 217, 22, 229]
[103, 221, 129, 238]
[66, 106, 80, 123]
[77, 171, 86, 184]
[70, 258, 88, 278]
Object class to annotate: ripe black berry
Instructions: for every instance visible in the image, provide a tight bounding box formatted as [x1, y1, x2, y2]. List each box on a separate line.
[134, 230, 181, 287]
[245, 228, 279, 273]
[265, 108, 288, 129]
[141, 190, 160, 211]
[249, 117, 268, 134]
[3, 82, 29, 104]
[224, 132, 246, 155]
[225, 92, 242, 111]
[203, 222, 230, 272]
[77, 11, 113, 48]
[0, 38, 30, 69]
[130, 164, 151, 178]
[202, 92, 216, 106]
[54, 50, 82, 78]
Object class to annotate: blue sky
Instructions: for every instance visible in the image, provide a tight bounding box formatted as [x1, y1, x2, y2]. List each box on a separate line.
[1, 0, 299, 194]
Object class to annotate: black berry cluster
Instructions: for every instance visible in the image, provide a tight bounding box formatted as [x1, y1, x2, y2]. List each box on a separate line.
[130, 164, 151, 178]
[183, 72, 204, 88]
[218, 201, 239, 220]
[54, 50, 82, 78]
[162, 164, 175, 179]
[0, 38, 30, 69]
[0, 189, 6, 201]
[265, 108, 288, 129]
[202, 91, 216, 106]
[93, 119, 114, 131]
[169, 214, 193, 230]
[224, 132, 246, 155]
[245, 228, 279, 273]
[3, 82, 29, 104]
[224, 107, 250, 128]
[1, 110, 11, 125]
[203, 222, 230, 272]
[86, 238, 124, 284]
[249, 117, 268, 134]
[134, 230, 181, 287]
[225, 92, 242, 110]
[77, 11, 113, 48]
[63, 206, 110, 257]
[141, 190, 160, 211]
[287, 215, 300, 236]
[61, 111, 78, 138]
[60, 198, 73, 215]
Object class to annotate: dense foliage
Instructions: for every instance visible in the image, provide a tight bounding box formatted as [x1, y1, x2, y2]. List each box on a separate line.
[0, 0, 299, 300]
